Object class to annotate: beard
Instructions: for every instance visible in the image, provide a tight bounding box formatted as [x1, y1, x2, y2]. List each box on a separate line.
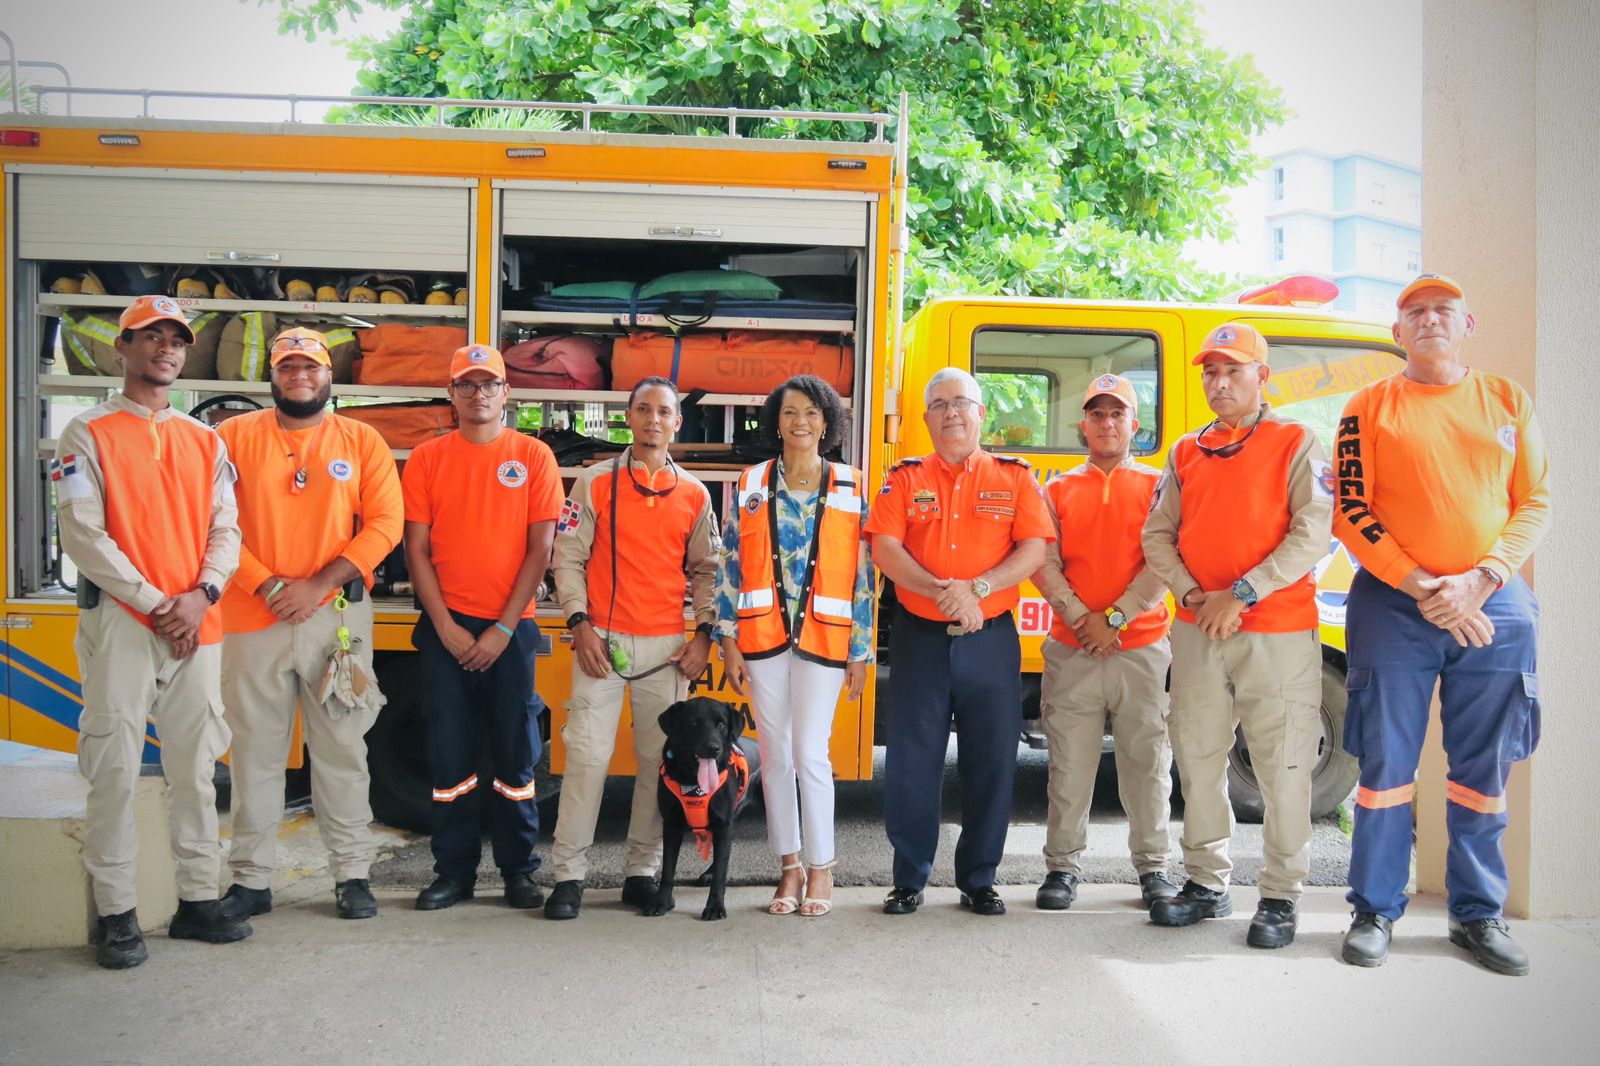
[271, 381, 332, 420]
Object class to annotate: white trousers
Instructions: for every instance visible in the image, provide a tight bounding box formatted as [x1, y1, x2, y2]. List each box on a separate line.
[745, 651, 843, 865]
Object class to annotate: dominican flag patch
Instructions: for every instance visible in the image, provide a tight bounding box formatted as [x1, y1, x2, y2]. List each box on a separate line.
[49, 453, 90, 502]
[556, 497, 582, 535]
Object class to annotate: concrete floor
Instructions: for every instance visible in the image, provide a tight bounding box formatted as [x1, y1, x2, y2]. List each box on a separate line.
[4, 885, 1599, 1065]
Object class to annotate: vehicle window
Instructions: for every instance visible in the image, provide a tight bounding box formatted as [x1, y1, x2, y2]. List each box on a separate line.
[1264, 341, 1406, 454]
[971, 328, 1161, 454]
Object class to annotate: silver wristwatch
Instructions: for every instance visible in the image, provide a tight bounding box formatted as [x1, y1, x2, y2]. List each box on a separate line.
[970, 577, 992, 599]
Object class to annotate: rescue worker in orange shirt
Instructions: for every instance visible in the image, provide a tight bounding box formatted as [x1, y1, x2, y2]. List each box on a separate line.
[54, 295, 248, 968]
[544, 376, 721, 920]
[404, 345, 563, 911]
[215, 328, 403, 922]
[866, 367, 1053, 917]
[1336, 276, 1549, 975]
[1031, 374, 1178, 912]
[1142, 322, 1333, 949]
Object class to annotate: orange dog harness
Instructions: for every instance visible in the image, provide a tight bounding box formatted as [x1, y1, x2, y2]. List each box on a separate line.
[660, 749, 751, 861]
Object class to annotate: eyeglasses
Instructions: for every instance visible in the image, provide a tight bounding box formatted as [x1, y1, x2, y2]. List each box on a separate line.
[449, 380, 507, 397]
[927, 397, 979, 415]
[271, 336, 328, 353]
[1193, 417, 1261, 459]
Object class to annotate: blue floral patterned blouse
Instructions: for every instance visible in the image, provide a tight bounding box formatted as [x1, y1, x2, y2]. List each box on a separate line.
[715, 462, 875, 663]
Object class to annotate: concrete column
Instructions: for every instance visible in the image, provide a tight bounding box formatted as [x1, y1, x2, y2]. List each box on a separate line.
[1423, 0, 1600, 918]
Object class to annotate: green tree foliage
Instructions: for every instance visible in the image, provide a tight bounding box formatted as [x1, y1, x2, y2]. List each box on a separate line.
[258, 0, 1283, 302]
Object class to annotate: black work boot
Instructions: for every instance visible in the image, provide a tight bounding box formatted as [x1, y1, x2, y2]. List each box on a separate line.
[1149, 880, 1233, 926]
[168, 899, 253, 943]
[1342, 912, 1393, 967]
[1246, 898, 1298, 948]
[620, 875, 658, 911]
[1139, 871, 1181, 906]
[336, 879, 379, 919]
[503, 873, 545, 909]
[90, 909, 149, 970]
[959, 887, 1006, 916]
[415, 875, 475, 911]
[543, 879, 584, 920]
[1449, 917, 1530, 976]
[1036, 871, 1079, 911]
[219, 884, 272, 922]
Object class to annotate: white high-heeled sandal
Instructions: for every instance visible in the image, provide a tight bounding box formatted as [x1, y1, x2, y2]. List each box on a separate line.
[768, 859, 805, 915]
[800, 860, 835, 917]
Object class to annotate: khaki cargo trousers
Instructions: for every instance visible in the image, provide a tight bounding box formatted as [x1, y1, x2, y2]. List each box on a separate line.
[550, 630, 687, 883]
[1168, 622, 1322, 902]
[1040, 635, 1174, 877]
[222, 596, 380, 888]
[74, 602, 231, 917]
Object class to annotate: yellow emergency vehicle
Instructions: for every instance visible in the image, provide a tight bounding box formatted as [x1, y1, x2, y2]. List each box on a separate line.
[1, 92, 1397, 827]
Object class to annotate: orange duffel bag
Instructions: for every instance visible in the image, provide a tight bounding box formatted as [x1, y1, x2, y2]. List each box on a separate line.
[339, 402, 458, 450]
[611, 330, 853, 395]
[354, 324, 468, 386]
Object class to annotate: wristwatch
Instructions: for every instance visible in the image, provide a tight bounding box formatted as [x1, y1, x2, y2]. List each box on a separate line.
[1231, 578, 1259, 607]
[1105, 608, 1129, 631]
[196, 582, 221, 605]
[695, 622, 716, 640]
[566, 611, 589, 629]
[1475, 566, 1505, 589]
[970, 577, 992, 599]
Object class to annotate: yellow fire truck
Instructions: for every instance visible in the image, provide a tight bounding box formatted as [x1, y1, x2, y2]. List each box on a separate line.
[1, 90, 1397, 828]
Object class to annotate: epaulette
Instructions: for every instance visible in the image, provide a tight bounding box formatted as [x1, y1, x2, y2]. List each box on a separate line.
[994, 454, 1032, 469]
[889, 456, 923, 471]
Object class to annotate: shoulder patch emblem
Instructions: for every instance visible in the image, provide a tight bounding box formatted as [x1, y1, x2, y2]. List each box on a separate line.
[1312, 459, 1335, 499]
[556, 497, 581, 535]
[327, 458, 353, 482]
[1497, 425, 1517, 454]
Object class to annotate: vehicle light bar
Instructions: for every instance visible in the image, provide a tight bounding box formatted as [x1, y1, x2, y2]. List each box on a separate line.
[1235, 275, 1340, 307]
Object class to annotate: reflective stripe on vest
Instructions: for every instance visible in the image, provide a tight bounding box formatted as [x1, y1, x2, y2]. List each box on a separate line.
[240, 312, 268, 381]
[734, 459, 861, 667]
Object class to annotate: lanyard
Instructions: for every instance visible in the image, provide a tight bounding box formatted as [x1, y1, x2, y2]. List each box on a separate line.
[274, 413, 331, 495]
[605, 448, 678, 681]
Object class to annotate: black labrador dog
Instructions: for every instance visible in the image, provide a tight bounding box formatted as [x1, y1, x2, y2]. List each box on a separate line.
[647, 697, 749, 920]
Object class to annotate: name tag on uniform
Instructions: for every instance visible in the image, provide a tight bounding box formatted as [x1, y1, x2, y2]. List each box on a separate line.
[976, 504, 1015, 518]
[978, 490, 1013, 501]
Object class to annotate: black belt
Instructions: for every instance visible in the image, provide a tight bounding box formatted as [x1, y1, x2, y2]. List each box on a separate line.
[901, 611, 1007, 637]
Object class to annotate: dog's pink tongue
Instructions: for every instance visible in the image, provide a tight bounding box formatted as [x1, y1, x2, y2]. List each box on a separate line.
[697, 758, 720, 794]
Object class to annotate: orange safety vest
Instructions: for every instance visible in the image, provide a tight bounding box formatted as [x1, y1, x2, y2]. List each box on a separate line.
[733, 459, 862, 668]
[660, 748, 751, 861]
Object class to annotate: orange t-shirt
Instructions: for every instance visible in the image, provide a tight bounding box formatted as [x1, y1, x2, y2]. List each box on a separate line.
[402, 429, 563, 620]
[865, 449, 1055, 622]
[1043, 462, 1169, 651]
[217, 409, 403, 634]
[582, 461, 714, 636]
[1334, 370, 1549, 587]
[86, 408, 226, 644]
[1169, 418, 1319, 633]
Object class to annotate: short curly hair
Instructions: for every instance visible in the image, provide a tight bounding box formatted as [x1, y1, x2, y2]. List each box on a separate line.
[758, 375, 849, 454]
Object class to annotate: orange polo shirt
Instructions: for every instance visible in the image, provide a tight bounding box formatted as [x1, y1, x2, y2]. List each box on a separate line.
[1044, 461, 1169, 650]
[402, 428, 563, 620]
[217, 409, 404, 634]
[865, 448, 1054, 622]
[1334, 369, 1550, 587]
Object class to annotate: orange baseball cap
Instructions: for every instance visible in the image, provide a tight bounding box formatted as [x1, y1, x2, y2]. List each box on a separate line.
[1396, 272, 1465, 308]
[1082, 373, 1138, 412]
[119, 295, 195, 344]
[269, 327, 332, 368]
[450, 344, 506, 380]
[1192, 321, 1269, 366]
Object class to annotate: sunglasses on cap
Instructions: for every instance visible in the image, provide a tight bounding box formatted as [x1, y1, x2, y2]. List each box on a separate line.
[273, 336, 328, 353]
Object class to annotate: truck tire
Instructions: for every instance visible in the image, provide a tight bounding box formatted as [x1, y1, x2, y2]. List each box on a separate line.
[368, 653, 562, 833]
[1224, 659, 1359, 823]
